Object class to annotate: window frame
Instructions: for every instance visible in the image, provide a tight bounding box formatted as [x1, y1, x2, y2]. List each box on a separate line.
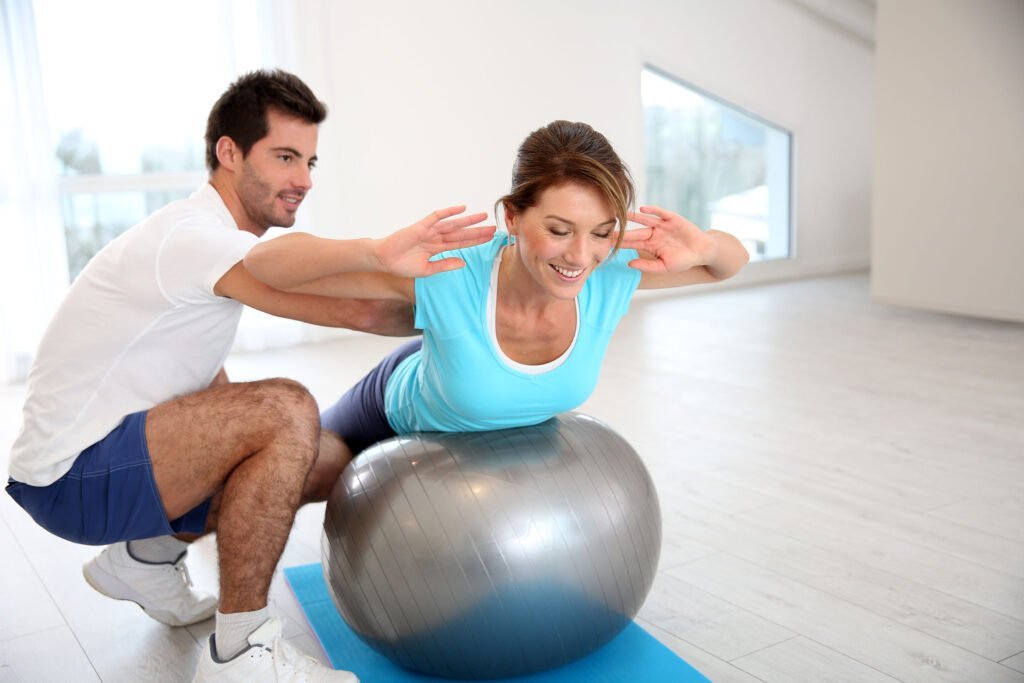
[641, 63, 796, 263]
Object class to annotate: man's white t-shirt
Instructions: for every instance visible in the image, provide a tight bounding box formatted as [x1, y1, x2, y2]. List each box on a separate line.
[9, 183, 258, 486]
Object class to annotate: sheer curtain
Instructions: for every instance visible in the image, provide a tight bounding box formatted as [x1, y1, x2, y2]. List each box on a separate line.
[0, 0, 69, 384]
[0, 1, 343, 383]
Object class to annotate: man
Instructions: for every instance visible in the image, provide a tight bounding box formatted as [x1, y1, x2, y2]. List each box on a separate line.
[6, 70, 475, 682]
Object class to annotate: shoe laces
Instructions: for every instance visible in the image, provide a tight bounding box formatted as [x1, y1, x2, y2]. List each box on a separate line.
[174, 560, 195, 590]
[265, 623, 323, 678]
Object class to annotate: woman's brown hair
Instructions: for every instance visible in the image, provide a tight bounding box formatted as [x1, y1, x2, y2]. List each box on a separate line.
[496, 121, 635, 253]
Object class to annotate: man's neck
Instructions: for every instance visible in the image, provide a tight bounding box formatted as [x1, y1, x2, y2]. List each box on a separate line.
[208, 173, 265, 237]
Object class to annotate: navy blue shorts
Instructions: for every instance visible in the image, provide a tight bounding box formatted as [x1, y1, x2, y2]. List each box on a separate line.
[321, 338, 422, 456]
[5, 410, 211, 546]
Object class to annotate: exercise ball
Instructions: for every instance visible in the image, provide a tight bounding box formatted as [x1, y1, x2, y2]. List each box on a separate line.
[321, 412, 661, 679]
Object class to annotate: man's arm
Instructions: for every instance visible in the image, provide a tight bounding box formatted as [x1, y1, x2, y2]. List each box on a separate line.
[214, 262, 416, 336]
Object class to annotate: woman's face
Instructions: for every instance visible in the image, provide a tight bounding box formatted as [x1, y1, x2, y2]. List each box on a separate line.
[506, 182, 617, 301]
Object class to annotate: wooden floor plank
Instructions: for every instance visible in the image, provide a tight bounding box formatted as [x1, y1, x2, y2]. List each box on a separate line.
[671, 553, 1024, 683]
[666, 502, 1024, 660]
[0, 626, 100, 683]
[636, 618, 766, 683]
[0, 515, 66, 642]
[732, 636, 900, 682]
[638, 569, 795, 661]
[1004, 651, 1024, 674]
[740, 501, 1024, 622]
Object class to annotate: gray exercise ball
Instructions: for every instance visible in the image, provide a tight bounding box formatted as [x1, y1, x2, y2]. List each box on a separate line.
[321, 412, 661, 679]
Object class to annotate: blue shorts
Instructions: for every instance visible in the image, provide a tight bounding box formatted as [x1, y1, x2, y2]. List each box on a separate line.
[5, 410, 211, 546]
[321, 338, 422, 456]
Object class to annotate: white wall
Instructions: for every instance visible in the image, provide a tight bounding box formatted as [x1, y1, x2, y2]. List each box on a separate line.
[871, 0, 1024, 322]
[4, 0, 879, 363]
[294, 0, 875, 289]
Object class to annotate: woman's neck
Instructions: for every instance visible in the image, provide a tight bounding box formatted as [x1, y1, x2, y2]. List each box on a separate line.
[494, 244, 578, 365]
[497, 244, 570, 317]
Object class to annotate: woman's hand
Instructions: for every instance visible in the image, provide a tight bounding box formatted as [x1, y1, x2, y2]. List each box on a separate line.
[621, 206, 717, 274]
[374, 206, 496, 277]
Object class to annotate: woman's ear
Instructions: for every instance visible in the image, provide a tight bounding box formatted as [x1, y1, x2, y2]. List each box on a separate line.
[503, 203, 518, 236]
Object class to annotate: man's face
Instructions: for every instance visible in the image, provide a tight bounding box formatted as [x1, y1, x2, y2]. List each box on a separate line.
[235, 108, 319, 234]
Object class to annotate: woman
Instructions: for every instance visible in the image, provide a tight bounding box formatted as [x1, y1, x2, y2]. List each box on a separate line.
[244, 120, 749, 454]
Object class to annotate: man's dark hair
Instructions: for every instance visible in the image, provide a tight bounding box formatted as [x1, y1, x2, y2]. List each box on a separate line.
[205, 69, 327, 171]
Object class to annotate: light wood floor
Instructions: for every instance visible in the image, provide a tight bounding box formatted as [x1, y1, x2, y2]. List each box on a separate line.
[2, 272, 1023, 682]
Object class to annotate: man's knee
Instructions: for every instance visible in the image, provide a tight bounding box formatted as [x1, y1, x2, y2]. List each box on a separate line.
[145, 379, 322, 517]
[251, 378, 320, 429]
[231, 379, 321, 470]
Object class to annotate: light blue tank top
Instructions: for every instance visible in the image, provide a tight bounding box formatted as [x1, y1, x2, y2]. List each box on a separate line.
[384, 232, 641, 433]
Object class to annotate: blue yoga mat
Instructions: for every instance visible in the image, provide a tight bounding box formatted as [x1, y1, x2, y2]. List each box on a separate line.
[284, 564, 709, 682]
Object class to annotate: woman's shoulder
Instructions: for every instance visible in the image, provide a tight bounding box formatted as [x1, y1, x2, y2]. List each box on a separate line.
[429, 231, 508, 280]
[417, 232, 507, 303]
[579, 246, 642, 325]
[593, 246, 640, 283]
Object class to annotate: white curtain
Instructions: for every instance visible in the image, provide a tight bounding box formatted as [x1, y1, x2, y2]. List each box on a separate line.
[0, 0, 69, 384]
[0, 0, 347, 377]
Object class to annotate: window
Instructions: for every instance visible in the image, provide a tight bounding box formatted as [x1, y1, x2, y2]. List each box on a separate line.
[1, 0, 289, 381]
[32, 0, 276, 278]
[642, 66, 792, 262]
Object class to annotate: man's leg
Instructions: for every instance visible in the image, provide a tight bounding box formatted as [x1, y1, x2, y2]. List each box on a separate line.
[81, 376, 317, 628]
[141, 378, 358, 681]
[144, 378, 320, 612]
[84, 377, 352, 628]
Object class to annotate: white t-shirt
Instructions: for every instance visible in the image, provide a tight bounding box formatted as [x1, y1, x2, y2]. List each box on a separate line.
[9, 183, 258, 486]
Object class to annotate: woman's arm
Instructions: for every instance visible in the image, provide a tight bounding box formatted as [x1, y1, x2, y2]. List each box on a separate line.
[621, 206, 750, 289]
[246, 235, 415, 300]
[243, 205, 495, 301]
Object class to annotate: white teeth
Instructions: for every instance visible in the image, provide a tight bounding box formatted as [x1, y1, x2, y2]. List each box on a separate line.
[552, 264, 583, 278]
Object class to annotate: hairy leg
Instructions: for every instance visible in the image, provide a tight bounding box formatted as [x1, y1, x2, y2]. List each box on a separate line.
[145, 378, 319, 613]
[176, 431, 348, 541]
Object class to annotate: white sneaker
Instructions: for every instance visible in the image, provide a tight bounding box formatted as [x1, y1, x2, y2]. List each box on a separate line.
[192, 617, 358, 682]
[82, 541, 217, 626]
